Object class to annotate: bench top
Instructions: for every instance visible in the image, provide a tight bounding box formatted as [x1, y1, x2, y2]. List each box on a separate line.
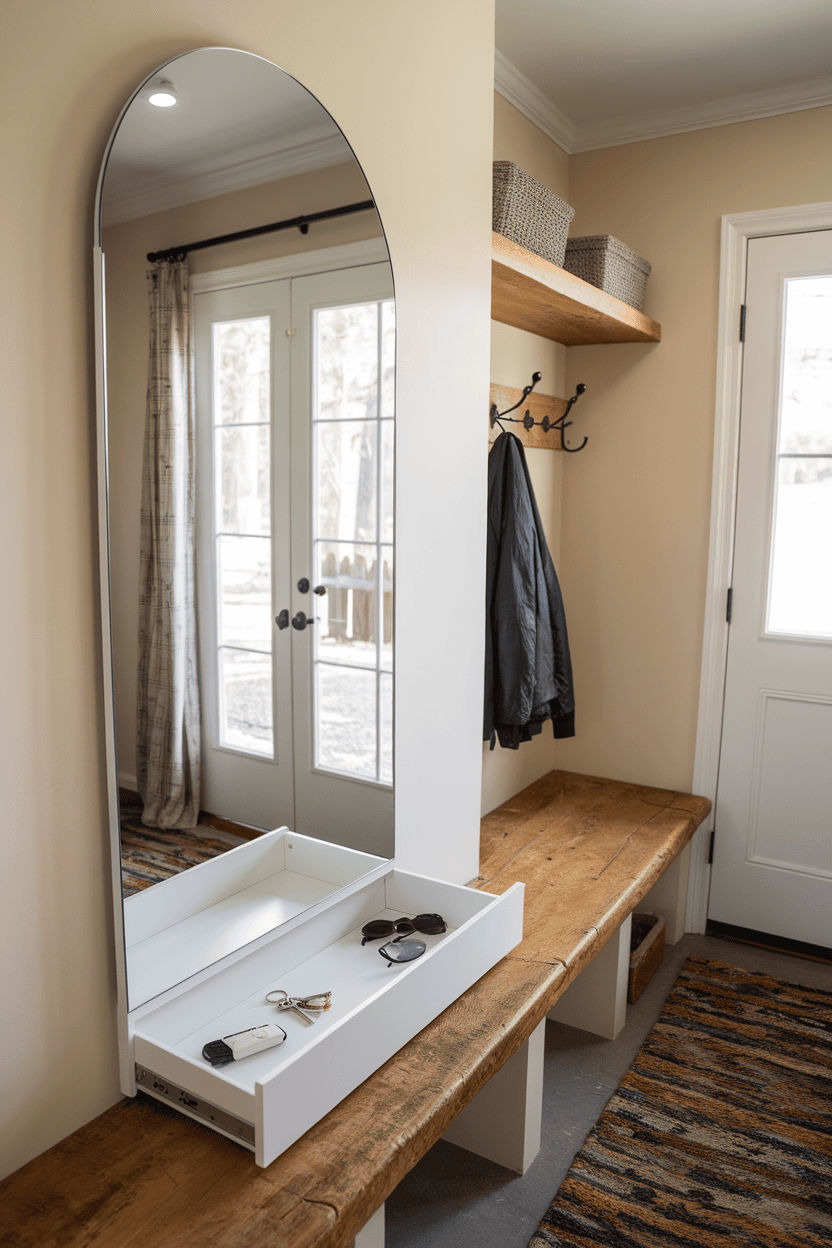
[0, 770, 710, 1248]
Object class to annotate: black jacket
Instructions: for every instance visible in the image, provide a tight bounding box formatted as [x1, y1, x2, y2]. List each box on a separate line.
[484, 431, 575, 749]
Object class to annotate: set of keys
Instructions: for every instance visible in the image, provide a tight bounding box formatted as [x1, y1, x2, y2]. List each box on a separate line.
[265, 989, 333, 1025]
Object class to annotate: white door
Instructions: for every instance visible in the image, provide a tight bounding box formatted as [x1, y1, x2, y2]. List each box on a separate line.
[193, 264, 394, 851]
[709, 230, 832, 947]
[289, 266, 394, 851]
[194, 279, 295, 829]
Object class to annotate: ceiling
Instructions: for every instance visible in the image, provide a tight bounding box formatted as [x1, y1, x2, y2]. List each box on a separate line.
[495, 0, 832, 152]
[102, 49, 352, 225]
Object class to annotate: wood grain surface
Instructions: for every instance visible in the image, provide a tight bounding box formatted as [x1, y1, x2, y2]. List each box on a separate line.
[491, 232, 662, 346]
[0, 769, 709, 1248]
[488, 383, 571, 450]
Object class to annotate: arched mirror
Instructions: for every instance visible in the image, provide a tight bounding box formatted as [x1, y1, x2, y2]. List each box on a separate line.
[95, 48, 395, 1010]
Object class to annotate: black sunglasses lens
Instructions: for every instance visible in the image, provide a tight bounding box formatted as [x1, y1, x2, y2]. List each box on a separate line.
[361, 920, 394, 944]
[412, 913, 447, 934]
[380, 937, 426, 965]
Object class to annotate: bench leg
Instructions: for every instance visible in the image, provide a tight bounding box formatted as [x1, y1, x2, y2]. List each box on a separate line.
[638, 841, 690, 945]
[547, 912, 632, 1040]
[352, 1202, 384, 1248]
[441, 1018, 545, 1174]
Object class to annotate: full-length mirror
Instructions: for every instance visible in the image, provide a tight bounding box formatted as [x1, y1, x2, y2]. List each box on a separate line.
[96, 49, 394, 1009]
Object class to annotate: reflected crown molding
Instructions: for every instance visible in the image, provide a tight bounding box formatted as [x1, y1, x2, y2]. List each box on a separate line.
[495, 52, 832, 155]
[103, 132, 353, 226]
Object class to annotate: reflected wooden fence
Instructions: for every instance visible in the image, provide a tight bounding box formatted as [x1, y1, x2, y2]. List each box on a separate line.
[320, 551, 393, 643]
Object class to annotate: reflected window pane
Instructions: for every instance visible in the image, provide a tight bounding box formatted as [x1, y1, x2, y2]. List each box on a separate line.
[381, 420, 393, 542]
[778, 276, 832, 455]
[380, 545, 393, 671]
[381, 299, 396, 419]
[316, 304, 378, 421]
[219, 425, 270, 535]
[219, 535, 272, 650]
[380, 672, 393, 785]
[768, 457, 832, 638]
[315, 421, 377, 543]
[220, 648, 273, 755]
[214, 317, 270, 425]
[314, 542, 377, 668]
[317, 665, 376, 778]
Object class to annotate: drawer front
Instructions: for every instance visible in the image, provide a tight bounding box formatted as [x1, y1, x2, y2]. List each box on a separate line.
[256, 878, 523, 1166]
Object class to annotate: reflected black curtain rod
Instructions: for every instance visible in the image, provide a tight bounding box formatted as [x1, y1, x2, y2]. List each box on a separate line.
[146, 199, 376, 263]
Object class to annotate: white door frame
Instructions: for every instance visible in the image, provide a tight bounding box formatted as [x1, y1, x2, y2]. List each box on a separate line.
[687, 200, 832, 934]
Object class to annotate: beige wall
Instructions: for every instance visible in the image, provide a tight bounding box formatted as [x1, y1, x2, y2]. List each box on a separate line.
[553, 106, 832, 790]
[483, 93, 572, 815]
[103, 161, 381, 785]
[0, 0, 495, 1180]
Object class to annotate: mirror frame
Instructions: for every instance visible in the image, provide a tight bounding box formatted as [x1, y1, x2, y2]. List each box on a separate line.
[93, 47, 396, 1038]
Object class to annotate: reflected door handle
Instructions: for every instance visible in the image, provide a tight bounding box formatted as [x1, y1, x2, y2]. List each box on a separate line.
[292, 611, 314, 630]
[313, 584, 327, 596]
[276, 609, 290, 630]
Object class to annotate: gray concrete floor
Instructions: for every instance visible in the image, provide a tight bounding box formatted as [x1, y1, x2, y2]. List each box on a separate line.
[384, 933, 832, 1248]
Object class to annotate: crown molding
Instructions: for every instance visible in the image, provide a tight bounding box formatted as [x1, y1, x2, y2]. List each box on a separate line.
[572, 74, 832, 152]
[494, 51, 576, 154]
[495, 53, 832, 155]
[104, 133, 352, 226]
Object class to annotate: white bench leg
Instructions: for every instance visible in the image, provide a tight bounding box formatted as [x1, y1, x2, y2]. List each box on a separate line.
[547, 912, 632, 1040]
[441, 1018, 545, 1174]
[353, 1202, 384, 1248]
[639, 841, 691, 945]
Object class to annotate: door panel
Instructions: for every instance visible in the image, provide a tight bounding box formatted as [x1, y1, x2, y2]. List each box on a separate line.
[290, 265, 394, 854]
[194, 280, 295, 829]
[709, 230, 832, 946]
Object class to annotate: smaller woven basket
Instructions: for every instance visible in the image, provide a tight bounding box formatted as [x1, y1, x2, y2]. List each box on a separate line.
[563, 235, 651, 310]
[492, 161, 575, 268]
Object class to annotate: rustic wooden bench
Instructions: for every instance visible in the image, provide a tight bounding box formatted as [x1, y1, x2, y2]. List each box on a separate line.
[0, 770, 710, 1248]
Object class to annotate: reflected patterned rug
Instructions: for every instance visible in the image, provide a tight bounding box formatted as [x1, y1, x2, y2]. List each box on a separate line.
[531, 957, 832, 1248]
[119, 790, 249, 897]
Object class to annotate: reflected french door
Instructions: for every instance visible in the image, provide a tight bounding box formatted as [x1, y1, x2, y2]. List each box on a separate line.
[194, 262, 394, 852]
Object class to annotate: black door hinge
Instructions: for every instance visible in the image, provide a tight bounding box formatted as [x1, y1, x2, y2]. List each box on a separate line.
[708, 829, 715, 864]
[726, 587, 733, 623]
[739, 304, 747, 342]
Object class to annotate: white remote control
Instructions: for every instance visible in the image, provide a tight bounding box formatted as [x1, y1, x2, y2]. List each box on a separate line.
[202, 1023, 286, 1066]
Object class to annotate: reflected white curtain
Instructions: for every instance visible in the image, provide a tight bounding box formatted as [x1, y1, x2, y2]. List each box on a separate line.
[136, 259, 201, 828]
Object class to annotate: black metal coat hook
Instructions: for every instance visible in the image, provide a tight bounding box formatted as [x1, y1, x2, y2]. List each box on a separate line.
[490, 374, 588, 451]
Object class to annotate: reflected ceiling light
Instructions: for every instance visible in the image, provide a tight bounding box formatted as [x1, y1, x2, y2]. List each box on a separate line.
[146, 80, 177, 108]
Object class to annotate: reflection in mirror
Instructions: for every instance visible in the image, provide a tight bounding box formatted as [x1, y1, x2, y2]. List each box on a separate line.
[97, 49, 394, 1007]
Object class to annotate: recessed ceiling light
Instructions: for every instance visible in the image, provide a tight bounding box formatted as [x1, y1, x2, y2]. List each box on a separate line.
[146, 80, 177, 108]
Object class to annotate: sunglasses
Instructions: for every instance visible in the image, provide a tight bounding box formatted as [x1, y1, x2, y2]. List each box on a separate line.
[361, 913, 447, 967]
[360, 913, 447, 945]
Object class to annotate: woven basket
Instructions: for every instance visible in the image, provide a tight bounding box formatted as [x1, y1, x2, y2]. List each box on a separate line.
[563, 235, 651, 311]
[492, 162, 575, 268]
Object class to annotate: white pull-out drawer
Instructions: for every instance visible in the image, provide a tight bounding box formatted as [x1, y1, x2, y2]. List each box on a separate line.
[131, 868, 523, 1166]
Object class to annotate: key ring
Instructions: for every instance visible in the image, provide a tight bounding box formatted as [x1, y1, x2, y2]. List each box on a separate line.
[265, 989, 333, 1011]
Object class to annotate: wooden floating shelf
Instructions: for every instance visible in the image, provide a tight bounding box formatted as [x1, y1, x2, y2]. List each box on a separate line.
[491, 231, 661, 347]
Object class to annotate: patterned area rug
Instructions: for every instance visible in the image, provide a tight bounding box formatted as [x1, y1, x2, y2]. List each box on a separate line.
[119, 790, 249, 897]
[531, 957, 832, 1247]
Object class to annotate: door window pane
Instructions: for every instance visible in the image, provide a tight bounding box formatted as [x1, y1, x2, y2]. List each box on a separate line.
[317, 665, 376, 779]
[220, 648, 273, 754]
[316, 303, 378, 421]
[767, 275, 832, 638]
[768, 457, 832, 638]
[314, 542, 377, 668]
[214, 317, 270, 424]
[315, 421, 377, 542]
[219, 424, 270, 535]
[218, 535, 272, 650]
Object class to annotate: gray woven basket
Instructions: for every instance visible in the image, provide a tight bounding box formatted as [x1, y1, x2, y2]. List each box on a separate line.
[563, 235, 651, 311]
[492, 162, 574, 268]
